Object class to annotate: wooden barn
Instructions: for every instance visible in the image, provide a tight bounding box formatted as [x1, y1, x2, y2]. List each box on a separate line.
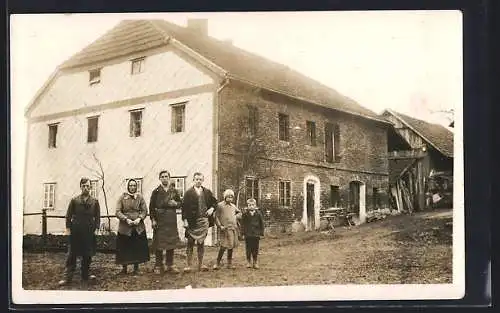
[382, 109, 454, 212]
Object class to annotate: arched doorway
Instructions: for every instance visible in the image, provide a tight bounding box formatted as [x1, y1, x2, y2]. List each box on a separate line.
[349, 180, 366, 224]
[302, 175, 320, 231]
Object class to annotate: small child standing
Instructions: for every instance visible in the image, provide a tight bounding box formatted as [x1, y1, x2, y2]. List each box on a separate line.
[213, 189, 241, 270]
[241, 198, 265, 269]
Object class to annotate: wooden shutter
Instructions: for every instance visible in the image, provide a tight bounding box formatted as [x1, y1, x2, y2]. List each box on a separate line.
[325, 123, 333, 163]
[334, 124, 341, 162]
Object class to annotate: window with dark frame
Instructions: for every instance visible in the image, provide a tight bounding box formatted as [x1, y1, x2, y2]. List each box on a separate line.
[89, 68, 101, 85]
[330, 185, 340, 207]
[306, 121, 316, 146]
[171, 176, 186, 198]
[325, 123, 341, 163]
[248, 105, 258, 137]
[131, 57, 145, 75]
[90, 180, 99, 199]
[48, 123, 58, 148]
[333, 124, 341, 161]
[245, 177, 259, 204]
[279, 180, 291, 207]
[87, 116, 99, 143]
[278, 113, 289, 141]
[171, 103, 186, 133]
[129, 109, 143, 137]
[43, 183, 56, 210]
[325, 123, 334, 163]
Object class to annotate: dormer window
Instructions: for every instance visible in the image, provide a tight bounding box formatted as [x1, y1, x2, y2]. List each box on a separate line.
[89, 68, 101, 85]
[131, 57, 145, 75]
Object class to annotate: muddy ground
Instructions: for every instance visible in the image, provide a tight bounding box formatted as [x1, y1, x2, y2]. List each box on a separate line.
[22, 208, 453, 290]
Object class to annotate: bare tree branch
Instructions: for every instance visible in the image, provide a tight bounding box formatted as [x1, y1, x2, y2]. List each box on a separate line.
[78, 157, 102, 179]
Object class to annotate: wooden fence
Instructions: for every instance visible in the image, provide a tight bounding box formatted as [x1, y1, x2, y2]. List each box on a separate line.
[23, 210, 120, 248]
[23, 210, 223, 250]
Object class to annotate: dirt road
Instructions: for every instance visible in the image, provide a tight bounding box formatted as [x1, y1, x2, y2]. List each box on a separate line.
[22, 208, 453, 290]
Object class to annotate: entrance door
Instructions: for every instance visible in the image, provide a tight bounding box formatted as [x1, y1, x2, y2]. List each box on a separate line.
[306, 183, 315, 230]
[349, 181, 360, 213]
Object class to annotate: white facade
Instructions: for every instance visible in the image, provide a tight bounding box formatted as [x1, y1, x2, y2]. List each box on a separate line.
[24, 47, 219, 244]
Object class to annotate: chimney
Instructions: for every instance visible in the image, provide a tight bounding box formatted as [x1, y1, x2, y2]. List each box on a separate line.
[187, 18, 208, 36]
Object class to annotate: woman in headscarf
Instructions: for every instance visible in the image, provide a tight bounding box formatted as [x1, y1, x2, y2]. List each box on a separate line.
[115, 179, 150, 275]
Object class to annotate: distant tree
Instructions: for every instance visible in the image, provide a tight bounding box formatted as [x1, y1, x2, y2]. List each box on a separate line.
[79, 152, 111, 233]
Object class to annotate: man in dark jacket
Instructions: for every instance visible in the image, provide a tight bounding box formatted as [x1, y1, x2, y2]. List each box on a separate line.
[180, 172, 217, 272]
[58, 177, 101, 286]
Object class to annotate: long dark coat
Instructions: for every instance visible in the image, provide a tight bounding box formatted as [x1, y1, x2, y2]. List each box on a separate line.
[149, 185, 181, 250]
[65, 195, 100, 257]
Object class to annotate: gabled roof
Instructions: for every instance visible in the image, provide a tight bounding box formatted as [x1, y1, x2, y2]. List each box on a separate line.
[383, 109, 454, 158]
[60, 20, 170, 69]
[28, 19, 389, 124]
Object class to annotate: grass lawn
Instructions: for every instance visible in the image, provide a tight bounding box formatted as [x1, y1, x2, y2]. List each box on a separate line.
[22, 208, 453, 290]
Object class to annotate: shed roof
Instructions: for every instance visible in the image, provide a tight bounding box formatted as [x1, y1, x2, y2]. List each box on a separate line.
[383, 109, 454, 158]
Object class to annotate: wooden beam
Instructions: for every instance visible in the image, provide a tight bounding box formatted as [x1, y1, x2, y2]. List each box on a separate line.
[387, 149, 427, 160]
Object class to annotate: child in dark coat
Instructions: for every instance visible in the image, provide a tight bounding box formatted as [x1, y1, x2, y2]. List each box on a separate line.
[241, 198, 264, 269]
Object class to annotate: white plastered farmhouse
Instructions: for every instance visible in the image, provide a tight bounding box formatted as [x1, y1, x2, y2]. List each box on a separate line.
[24, 19, 222, 244]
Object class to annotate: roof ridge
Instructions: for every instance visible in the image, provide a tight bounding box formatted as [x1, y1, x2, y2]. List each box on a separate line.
[150, 19, 381, 120]
[391, 109, 450, 129]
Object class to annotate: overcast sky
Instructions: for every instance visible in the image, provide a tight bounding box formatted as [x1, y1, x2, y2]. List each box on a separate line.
[10, 11, 462, 184]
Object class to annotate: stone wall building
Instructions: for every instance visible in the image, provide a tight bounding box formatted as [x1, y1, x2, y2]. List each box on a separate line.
[24, 19, 391, 243]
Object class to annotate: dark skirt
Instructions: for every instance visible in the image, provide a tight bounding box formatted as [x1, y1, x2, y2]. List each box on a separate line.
[115, 230, 150, 265]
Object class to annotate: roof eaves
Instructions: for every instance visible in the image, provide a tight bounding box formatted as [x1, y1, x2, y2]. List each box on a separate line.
[229, 74, 392, 125]
[24, 68, 61, 118]
[385, 109, 453, 157]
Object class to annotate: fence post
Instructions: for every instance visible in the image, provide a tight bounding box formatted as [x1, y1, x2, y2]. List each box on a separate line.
[41, 209, 47, 247]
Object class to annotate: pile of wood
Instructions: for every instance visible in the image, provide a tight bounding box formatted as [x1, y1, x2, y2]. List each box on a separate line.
[391, 159, 425, 213]
[365, 208, 398, 223]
